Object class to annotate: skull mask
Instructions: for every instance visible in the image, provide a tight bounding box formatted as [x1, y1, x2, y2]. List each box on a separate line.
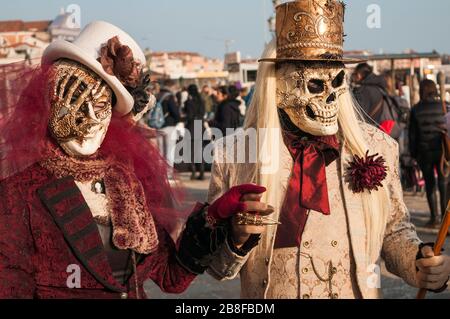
[276, 62, 347, 136]
[48, 59, 113, 157]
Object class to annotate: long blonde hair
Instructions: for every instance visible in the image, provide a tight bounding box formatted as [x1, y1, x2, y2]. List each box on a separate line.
[242, 39, 390, 265]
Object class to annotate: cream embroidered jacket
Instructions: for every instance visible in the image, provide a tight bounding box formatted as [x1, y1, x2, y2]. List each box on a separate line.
[206, 123, 421, 299]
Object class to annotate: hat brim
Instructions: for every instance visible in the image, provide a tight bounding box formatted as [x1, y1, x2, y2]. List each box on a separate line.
[258, 57, 367, 64]
[42, 40, 133, 116]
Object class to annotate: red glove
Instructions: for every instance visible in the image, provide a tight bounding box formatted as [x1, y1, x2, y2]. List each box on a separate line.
[207, 184, 267, 226]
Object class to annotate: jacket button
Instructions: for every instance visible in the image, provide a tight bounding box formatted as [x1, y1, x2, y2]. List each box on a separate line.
[330, 293, 339, 299]
[332, 267, 338, 274]
[303, 241, 310, 249]
[226, 271, 233, 277]
[120, 293, 128, 299]
[331, 240, 338, 247]
[265, 257, 270, 266]
[302, 294, 310, 299]
[302, 267, 309, 274]
[263, 279, 268, 287]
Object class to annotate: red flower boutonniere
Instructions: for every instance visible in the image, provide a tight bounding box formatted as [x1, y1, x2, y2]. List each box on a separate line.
[347, 151, 387, 193]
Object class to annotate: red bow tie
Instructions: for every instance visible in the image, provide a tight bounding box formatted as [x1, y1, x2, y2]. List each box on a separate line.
[274, 131, 340, 249]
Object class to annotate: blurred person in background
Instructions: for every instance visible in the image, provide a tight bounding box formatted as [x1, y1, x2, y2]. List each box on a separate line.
[142, 81, 161, 124]
[353, 63, 406, 141]
[240, 87, 249, 103]
[409, 79, 447, 228]
[150, 80, 161, 96]
[201, 85, 215, 120]
[352, 63, 387, 123]
[209, 85, 242, 136]
[382, 72, 411, 155]
[237, 87, 248, 126]
[383, 72, 397, 97]
[143, 81, 163, 147]
[158, 79, 181, 170]
[177, 86, 189, 114]
[185, 84, 206, 180]
[244, 85, 255, 107]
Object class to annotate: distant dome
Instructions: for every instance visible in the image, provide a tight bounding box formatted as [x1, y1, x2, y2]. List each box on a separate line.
[49, 12, 79, 30]
[48, 11, 80, 42]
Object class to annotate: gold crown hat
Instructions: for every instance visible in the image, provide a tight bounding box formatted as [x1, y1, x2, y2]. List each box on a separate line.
[260, 0, 364, 63]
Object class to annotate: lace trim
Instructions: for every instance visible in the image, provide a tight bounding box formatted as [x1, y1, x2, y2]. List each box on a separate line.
[40, 145, 111, 182]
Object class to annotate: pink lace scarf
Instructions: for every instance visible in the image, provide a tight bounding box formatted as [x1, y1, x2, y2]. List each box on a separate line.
[40, 146, 159, 254]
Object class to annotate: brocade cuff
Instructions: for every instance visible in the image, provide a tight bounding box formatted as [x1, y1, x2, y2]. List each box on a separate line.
[176, 203, 228, 275]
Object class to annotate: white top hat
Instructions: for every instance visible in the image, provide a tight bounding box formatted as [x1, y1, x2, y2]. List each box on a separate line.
[42, 21, 146, 115]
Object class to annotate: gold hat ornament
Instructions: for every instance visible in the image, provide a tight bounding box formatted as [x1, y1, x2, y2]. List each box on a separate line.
[261, 0, 363, 63]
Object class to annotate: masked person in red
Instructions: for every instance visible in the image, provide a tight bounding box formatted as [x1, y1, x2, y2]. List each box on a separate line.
[0, 21, 268, 299]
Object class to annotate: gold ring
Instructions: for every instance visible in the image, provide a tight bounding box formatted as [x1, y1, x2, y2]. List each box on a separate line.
[235, 213, 281, 226]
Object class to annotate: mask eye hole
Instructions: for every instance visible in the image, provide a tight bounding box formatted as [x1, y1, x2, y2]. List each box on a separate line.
[332, 70, 346, 88]
[67, 80, 87, 104]
[307, 79, 325, 94]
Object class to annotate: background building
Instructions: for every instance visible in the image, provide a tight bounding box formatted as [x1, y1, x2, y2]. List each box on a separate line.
[346, 50, 446, 104]
[224, 51, 258, 88]
[0, 9, 80, 65]
[147, 51, 228, 87]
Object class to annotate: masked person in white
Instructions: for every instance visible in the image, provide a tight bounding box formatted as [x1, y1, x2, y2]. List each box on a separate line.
[205, 0, 450, 299]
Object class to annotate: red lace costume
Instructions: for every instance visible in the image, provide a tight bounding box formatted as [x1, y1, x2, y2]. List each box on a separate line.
[0, 27, 236, 297]
[0, 58, 206, 299]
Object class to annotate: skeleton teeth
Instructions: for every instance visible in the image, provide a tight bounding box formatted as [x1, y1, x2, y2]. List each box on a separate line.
[317, 113, 338, 126]
[314, 110, 337, 119]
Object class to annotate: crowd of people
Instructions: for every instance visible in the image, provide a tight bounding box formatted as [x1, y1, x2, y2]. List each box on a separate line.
[351, 63, 449, 229]
[140, 64, 450, 229]
[141, 66, 450, 229]
[143, 79, 252, 180]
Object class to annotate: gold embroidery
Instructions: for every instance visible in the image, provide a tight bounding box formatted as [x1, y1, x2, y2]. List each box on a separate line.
[48, 59, 113, 143]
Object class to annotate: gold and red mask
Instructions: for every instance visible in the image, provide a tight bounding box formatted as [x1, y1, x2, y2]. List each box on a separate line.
[48, 59, 113, 157]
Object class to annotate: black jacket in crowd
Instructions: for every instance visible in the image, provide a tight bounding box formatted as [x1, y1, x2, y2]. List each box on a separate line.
[353, 73, 387, 122]
[409, 99, 446, 159]
[185, 96, 206, 138]
[210, 99, 241, 136]
[158, 88, 181, 127]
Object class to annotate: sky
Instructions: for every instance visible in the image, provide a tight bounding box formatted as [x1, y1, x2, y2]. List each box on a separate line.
[1, 0, 450, 59]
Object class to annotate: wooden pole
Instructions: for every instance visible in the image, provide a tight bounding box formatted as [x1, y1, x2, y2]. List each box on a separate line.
[438, 72, 446, 104]
[417, 200, 450, 299]
[391, 59, 396, 90]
